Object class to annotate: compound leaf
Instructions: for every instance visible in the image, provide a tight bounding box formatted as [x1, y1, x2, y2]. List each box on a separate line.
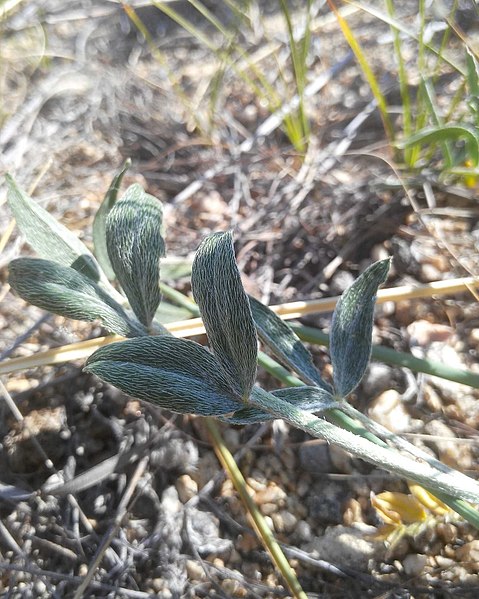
[85, 336, 242, 416]
[92, 158, 131, 279]
[106, 184, 165, 328]
[330, 259, 390, 397]
[191, 231, 257, 400]
[9, 258, 146, 337]
[249, 295, 332, 391]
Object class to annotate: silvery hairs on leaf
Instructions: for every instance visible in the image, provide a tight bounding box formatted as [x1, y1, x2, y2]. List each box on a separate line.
[249, 295, 332, 392]
[221, 385, 336, 424]
[85, 336, 242, 416]
[92, 158, 131, 280]
[330, 259, 390, 397]
[191, 231, 258, 400]
[106, 184, 165, 328]
[9, 258, 146, 338]
[5, 174, 107, 287]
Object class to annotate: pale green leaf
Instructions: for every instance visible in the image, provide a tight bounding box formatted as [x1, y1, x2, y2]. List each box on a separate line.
[9, 258, 146, 337]
[92, 158, 131, 279]
[249, 295, 332, 391]
[84, 336, 242, 416]
[330, 259, 390, 397]
[161, 256, 193, 280]
[106, 184, 165, 327]
[191, 231, 258, 400]
[5, 174, 108, 284]
[221, 386, 336, 424]
[154, 301, 193, 323]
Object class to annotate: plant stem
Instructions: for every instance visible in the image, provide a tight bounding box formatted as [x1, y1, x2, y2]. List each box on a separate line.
[249, 387, 479, 510]
[258, 351, 387, 446]
[290, 323, 479, 389]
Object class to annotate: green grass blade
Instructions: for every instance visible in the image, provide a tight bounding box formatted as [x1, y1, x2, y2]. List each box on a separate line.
[397, 124, 479, 168]
[385, 0, 412, 164]
[348, 1, 465, 75]
[327, 0, 395, 143]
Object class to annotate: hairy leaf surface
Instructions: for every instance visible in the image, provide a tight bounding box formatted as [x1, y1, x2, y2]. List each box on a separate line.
[221, 386, 336, 424]
[330, 259, 390, 397]
[92, 159, 130, 279]
[9, 258, 145, 337]
[85, 336, 242, 416]
[191, 231, 257, 400]
[106, 184, 165, 327]
[249, 295, 332, 391]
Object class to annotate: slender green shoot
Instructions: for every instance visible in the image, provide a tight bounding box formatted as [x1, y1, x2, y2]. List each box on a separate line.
[327, 0, 395, 145]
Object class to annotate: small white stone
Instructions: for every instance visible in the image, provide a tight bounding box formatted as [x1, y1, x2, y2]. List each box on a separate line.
[305, 524, 383, 569]
[186, 559, 204, 581]
[295, 520, 312, 542]
[33, 581, 47, 595]
[403, 553, 427, 577]
[368, 389, 411, 432]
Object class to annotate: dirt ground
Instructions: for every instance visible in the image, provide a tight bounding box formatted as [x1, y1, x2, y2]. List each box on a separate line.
[2, 1, 479, 597]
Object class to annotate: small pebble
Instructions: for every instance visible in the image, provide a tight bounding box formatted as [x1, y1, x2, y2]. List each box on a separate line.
[329, 445, 353, 474]
[176, 474, 198, 503]
[434, 555, 455, 569]
[152, 578, 166, 592]
[271, 510, 297, 534]
[254, 483, 287, 506]
[305, 524, 382, 569]
[342, 498, 363, 526]
[295, 520, 312, 542]
[260, 502, 278, 516]
[424, 420, 472, 470]
[368, 389, 411, 432]
[362, 363, 395, 397]
[299, 442, 332, 474]
[403, 553, 427, 577]
[78, 564, 88, 577]
[457, 540, 479, 571]
[186, 559, 204, 581]
[222, 578, 241, 595]
[469, 328, 479, 345]
[33, 581, 47, 595]
[437, 522, 457, 545]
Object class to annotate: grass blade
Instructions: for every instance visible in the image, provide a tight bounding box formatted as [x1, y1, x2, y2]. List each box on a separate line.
[205, 418, 308, 599]
[327, 0, 395, 143]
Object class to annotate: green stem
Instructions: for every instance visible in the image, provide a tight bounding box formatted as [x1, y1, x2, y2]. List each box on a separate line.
[258, 351, 388, 447]
[159, 282, 200, 315]
[249, 387, 479, 509]
[290, 323, 479, 389]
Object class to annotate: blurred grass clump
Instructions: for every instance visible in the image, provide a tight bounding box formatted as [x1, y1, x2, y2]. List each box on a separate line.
[126, 0, 479, 183]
